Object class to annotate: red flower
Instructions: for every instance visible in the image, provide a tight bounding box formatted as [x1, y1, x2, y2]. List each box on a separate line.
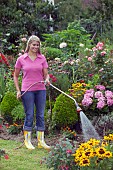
[80, 80, 84, 83]
[0, 125, 2, 129]
[0, 53, 10, 67]
[49, 74, 54, 78]
[66, 149, 72, 154]
[4, 154, 9, 159]
[88, 74, 93, 77]
[5, 123, 9, 128]
[49, 74, 57, 82]
[52, 77, 57, 82]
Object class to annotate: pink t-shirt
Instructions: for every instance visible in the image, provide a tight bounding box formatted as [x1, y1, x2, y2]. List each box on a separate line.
[14, 53, 48, 91]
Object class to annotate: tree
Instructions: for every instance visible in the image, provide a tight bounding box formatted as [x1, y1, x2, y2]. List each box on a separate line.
[0, 0, 61, 47]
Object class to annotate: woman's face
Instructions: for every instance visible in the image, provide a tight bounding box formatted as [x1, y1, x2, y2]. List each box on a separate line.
[29, 40, 40, 53]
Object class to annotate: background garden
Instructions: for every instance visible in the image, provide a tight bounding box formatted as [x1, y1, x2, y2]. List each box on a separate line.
[0, 0, 113, 169]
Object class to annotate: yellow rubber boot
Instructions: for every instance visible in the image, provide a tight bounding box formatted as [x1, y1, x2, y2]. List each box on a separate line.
[37, 131, 51, 150]
[24, 131, 35, 150]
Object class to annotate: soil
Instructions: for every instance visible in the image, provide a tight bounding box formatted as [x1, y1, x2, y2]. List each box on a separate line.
[0, 125, 83, 149]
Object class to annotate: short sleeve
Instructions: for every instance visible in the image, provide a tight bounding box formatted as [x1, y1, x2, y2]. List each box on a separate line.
[43, 59, 48, 68]
[42, 55, 48, 68]
[14, 57, 22, 69]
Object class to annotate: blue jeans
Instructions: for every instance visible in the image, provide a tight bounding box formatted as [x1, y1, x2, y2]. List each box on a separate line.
[21, 90, 46, 131]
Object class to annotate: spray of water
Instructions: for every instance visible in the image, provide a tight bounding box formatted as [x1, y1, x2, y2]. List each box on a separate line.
[80, 111, 100, 141]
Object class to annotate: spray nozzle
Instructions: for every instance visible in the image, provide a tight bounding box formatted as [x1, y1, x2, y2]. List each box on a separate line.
[77, 106, 82, 114]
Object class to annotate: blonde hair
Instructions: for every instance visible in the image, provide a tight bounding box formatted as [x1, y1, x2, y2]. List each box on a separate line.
[25, 35, 41, 53]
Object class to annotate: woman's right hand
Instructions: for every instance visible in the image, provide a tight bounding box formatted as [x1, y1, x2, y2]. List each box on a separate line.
[17, 91, 21, 99]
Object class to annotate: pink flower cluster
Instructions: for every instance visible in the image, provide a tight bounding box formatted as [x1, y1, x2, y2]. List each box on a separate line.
[86, 42, 107, 62]
[82, 85, 113, 110]
[92, 42, 107, 57]
[96, 42, 104, 50]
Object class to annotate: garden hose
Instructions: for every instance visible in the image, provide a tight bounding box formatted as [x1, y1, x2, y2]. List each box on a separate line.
[20, 81, 82, 113]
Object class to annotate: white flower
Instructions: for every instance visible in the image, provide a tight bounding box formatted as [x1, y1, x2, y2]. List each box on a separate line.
[70, 61, 75, 65]
[55, 57, 61, 62]
[18, 53, 22, 56]
[59, 42, 67, 48]
[84, 48, 89, 51]
[64, 61, 69, 65]
[21, 37, 27, 42]
[75, 59, 80, 64]
[79, 43, 84, 47]
[84, 48, 92, 51]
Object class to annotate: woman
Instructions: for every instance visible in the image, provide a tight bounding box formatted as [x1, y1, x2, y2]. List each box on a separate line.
[14, 35, 50, 150]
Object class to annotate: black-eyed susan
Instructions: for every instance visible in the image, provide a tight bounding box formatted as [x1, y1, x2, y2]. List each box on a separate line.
[79, 158, 90, 166]
[104, 151, 112, 158]
[95, 147, 107, 157]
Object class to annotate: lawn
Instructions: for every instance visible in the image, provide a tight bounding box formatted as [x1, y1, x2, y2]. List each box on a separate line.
[0, 139, 50, 170]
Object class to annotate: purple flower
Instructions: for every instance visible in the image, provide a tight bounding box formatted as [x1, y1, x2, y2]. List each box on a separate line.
[95, 91, 103, 98]
[107, 99, 113, 106]
[95, 85, 105, 91]
[105, 90, 113, 98]
[97, 100, 106, 109]
[85, 89, 94, 97]
[97, 97, 105, 101]
[88, 73, 93, 77]
[82, 97, 93, 107]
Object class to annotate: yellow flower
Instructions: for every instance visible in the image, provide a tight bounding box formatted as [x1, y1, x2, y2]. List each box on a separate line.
[104, 151, 112, 158]
[79, 158, 90, 166]
[96, 147, 106, 157]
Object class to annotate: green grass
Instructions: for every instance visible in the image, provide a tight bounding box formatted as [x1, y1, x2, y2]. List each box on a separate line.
[0, 140, 50, 170]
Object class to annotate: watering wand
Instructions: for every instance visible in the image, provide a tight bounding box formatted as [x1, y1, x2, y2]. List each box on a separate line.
[49, 83, 82, 114]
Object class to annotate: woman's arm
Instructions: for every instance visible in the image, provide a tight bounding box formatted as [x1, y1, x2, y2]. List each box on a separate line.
[14, 68, 21, 99]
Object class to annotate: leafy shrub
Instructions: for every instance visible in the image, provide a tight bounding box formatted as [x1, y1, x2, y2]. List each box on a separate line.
[45, 137, 78, 170]
[42, 47, 64, 60]
[0, 92, 20, 116]
[93, 112, 113, 136]
[52, 94, 78, 129]
[11, 104, 25, 124]
[61, 126, 76, 140]
[7, 123, 23, 135]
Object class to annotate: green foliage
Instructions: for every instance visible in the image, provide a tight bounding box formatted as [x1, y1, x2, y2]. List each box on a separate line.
[0, 0, 61, 54]
[0, 68, 6, 102]
[43, 22, 92, 59]
[47, 73, 71, 101]
[45, 137, 78, 170]
[7, 124, 22, 135]
[88, 74, 100, 88]
[52, 94, 78, 129]
[0, 92, 20, 115]
[55, 0, 82, 30]
[61, 126, 76, 140]
[42, 47, 64, 60]
[79, 0, 113, 42]
[5, 75, 22, 94]
[75, 41, 113, 88]
[11, 104, 25, 124]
